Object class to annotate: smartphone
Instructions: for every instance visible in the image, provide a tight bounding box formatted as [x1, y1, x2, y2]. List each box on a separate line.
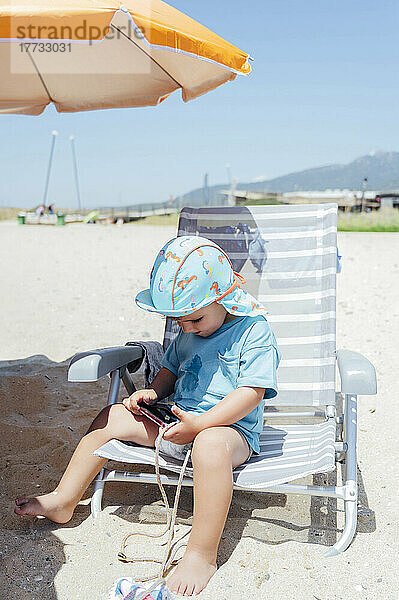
[138, 402, 180, 427]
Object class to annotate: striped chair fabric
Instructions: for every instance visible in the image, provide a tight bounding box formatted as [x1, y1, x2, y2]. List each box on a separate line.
[96, 204, 338, 487]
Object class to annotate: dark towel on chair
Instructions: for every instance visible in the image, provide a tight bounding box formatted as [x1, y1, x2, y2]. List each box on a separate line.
[126, 340, 165, 388]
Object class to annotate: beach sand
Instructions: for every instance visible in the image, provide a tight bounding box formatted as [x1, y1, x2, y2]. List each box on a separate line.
[0, 221, 398, 599]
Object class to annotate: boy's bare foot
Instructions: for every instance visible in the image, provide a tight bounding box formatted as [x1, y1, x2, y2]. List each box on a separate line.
[167, 549, 217, 596]
[14, 493, 75, 523]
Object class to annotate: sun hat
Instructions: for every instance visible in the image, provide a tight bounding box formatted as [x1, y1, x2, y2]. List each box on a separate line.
[135, 235, 268, 318]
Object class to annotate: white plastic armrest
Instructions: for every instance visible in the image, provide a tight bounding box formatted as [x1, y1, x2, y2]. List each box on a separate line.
[336, 349, 377, 395]
[68, 346, 144, 382]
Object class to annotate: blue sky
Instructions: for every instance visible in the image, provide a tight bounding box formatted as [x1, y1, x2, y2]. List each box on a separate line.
[1, 0, 398, 208]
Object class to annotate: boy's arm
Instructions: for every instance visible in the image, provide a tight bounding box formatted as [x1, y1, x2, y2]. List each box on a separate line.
[148, 367, 177, 402]
[194, 387, 265, 430]
[164, 387, 265, 443]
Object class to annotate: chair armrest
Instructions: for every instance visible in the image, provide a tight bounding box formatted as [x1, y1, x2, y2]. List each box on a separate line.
[336, 349, 377, 395]
[68, 345, 144, 382]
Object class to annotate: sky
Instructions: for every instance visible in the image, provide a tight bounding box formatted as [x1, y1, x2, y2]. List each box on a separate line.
[1, 0, 399, 209]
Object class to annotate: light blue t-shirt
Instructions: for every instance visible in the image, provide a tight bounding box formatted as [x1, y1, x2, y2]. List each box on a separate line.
[161, 315, 282, 455]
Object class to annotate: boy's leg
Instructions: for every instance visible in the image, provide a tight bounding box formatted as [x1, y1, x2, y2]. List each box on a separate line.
[167, 426, 250, 596]
[15, 404, 159, 522]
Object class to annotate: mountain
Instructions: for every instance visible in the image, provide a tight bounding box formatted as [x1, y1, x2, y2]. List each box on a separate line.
[177, 151, 399, 204]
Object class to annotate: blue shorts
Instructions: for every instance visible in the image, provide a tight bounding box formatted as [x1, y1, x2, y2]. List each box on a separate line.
[229, 425, 253, 462]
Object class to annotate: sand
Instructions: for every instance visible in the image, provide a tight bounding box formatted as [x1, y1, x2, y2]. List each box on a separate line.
[0, 221, 398, 600]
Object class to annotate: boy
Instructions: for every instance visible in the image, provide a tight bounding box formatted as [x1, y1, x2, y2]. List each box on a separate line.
[15, 236, 281, 597]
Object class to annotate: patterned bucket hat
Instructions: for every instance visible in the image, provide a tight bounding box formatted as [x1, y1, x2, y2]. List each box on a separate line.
[135, 235, 268, 317]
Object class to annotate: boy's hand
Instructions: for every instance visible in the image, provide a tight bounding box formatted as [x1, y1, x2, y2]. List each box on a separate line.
[122, 389, 158, 415]
[162, 405, 201, 445]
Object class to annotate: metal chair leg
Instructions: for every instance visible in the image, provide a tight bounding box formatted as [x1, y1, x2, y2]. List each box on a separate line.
[324, 498, 357, 557]
[90, 369, 122, 518]
[91, 468, 106, 518]
[325, 393, 358, 557]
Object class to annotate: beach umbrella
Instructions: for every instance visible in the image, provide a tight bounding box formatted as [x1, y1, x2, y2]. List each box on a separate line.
[0, 0, 251, 115]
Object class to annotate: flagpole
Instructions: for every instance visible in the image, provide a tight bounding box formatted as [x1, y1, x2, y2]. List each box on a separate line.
[42, 130, 58, 208]
[70, 135, 82, 211]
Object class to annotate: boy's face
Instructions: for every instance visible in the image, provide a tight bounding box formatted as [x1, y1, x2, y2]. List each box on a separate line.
[171, 302, 235, 337]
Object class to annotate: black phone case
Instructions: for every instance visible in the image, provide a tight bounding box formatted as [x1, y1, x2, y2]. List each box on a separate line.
[138, 403, 180, 427]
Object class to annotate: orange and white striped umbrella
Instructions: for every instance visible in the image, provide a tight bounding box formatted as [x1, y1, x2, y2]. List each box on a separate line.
[0, 0, 251, 115]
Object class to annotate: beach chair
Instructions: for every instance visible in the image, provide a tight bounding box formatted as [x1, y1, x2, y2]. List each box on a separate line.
[68, 203, 377, 557]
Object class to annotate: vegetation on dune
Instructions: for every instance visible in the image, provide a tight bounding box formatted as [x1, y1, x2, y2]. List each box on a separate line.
[0, 207, 22, 221]
[337, 207, 399, 232]
[135, 204, 399, 232]
[236, 198, 283, 206]
[128, 212, 179, 227]
[2, 205, 399, 231]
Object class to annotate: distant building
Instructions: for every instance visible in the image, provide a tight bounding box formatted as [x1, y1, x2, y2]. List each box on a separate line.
[220, 188, 387, 211]
[376, 192, 399, 208]
[220, 189, 279, 203]
[282, 190, 386, 211]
